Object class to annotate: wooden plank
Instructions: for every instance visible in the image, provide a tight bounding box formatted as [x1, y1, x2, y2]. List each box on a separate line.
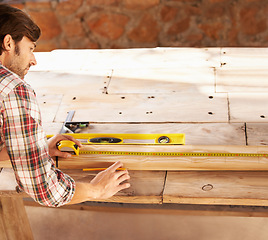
[0, 162, 12, 168]
[0, 169, 165, 204]
[0, 169, 17, 190]
[164, 171, 268, 206]
[246, 123, 268, 146]
[42, 122, 63, 135]
[0, 206, 7, 240]
[25, 70, 113, 124]
[217, 48, 268, 92]
[37, 94, 63, 123]
[216, 68, 268, 93]
[47, 48, 221, 71]
[64, 170, 165, 204]
[30, 52, 53, 71]
[0, 147, 12, 168]
[0, 197, 33, 240]
[0, 191, 27, 197]
[108, 68, 215, 94]
[229, 93, 268, 122]
[24, 200, 268, 218]
[25, 70, 112, 96]
[55, 93, 228, 123]
[57, 144, 268, 171]
[220, 48, 268, 68]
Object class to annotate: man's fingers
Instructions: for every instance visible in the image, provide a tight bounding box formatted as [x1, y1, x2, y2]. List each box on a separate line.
[114, 170, 129, 181]
[56, 151, 72, 158]
[117, 172, 130, 184]
[63, 135, 82, 147]
[107, 161, 123, 172]
[90, 163, 131, 199]
[117, 182, 131, 191]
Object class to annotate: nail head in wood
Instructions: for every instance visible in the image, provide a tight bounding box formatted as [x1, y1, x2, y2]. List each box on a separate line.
[202, 184, 213, 191]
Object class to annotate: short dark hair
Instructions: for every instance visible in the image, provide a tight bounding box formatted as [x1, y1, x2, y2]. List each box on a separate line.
[0, 4, 41, 55]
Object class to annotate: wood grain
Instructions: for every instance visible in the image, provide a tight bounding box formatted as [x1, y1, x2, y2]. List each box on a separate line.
[229, 93, 268, 122]
[0, 161, 12, 168]
[42, 48, 220, 71]
[64, 170, 166, 204]
[37, 94, 63, 123]
[220, 48, 268, 68]
[0, 197, 33, 240]
[216, 68, 268, 93]
[164, 171, 268, 206]
[109, 68, 215, 94]
[55, 93, 228, 123]
[25, 70, 112, 96]
[0, 204, 7, 240]
[246, 123, 268, 146]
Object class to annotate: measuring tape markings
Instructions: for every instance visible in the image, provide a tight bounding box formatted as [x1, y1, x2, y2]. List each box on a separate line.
[79, 151, 268, 157]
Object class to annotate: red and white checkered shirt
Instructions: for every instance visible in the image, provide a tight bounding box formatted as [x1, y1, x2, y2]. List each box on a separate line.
[0, 63, 75, 207]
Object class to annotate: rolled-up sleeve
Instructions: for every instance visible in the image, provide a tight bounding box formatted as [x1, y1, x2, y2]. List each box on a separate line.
[1, 83, 75, 207]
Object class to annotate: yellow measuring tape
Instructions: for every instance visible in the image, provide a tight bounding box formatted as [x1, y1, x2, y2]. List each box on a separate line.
[77, 151, 268, 158]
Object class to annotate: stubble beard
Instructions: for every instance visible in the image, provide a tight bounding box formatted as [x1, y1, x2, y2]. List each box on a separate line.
[7, 45, 29, 79]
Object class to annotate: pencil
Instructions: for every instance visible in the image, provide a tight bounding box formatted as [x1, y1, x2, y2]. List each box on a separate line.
[83, 167, 126, 171]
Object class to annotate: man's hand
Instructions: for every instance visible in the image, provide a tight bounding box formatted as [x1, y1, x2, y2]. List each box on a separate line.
[47, 134, 82, 158]
[90, 161, 131, 199]
[68, 161, 131, 204]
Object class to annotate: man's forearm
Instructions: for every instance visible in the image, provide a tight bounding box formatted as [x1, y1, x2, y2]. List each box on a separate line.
[67, 182, 99, 205]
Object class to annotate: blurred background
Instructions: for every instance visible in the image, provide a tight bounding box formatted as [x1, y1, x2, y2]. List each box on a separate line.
[6, 0, 268, 51]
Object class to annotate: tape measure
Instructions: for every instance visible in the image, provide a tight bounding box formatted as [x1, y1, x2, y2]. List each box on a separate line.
[57, 141, 268, 158]
[78, 151, 268, 158]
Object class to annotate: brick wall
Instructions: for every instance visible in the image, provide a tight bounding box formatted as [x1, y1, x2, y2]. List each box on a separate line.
[11, 0, 268, 51]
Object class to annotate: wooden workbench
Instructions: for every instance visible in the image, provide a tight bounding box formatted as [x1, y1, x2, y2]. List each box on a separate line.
[2, 47, 268, 213]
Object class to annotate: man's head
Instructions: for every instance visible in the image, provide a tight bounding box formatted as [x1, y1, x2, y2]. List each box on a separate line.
[0, 4, 41, 79]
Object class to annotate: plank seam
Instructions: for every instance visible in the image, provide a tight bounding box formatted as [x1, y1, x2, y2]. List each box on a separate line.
[53, 94, 64, 123]
[245, 122, 248, 145]
[104, 69, 114, 94]
[160, 171, 168, 204]
[213, 67, 217, 93]
[227, 93, 230, 122]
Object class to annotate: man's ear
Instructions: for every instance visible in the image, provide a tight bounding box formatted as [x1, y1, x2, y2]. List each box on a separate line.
[2, 34, 15, 52]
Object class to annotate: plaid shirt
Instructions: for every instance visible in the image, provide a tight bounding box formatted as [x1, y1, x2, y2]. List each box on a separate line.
[0, 63, 75, 207]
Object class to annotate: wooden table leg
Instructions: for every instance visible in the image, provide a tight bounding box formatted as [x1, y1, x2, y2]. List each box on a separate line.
[0, 197, 33, 240]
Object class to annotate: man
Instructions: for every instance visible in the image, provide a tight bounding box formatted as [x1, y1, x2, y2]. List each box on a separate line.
[0, 4, 130, 207]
